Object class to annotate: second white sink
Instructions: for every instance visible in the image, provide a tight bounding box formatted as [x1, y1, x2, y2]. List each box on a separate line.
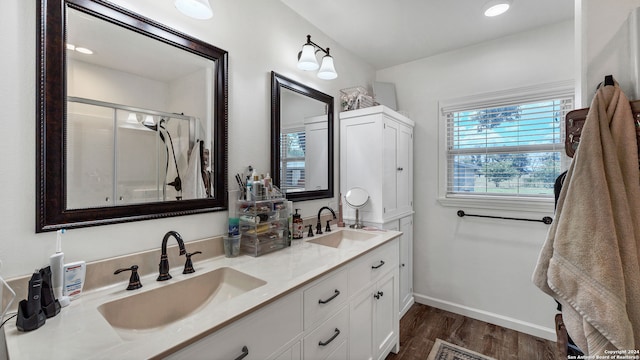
[307, 229, 377, 248]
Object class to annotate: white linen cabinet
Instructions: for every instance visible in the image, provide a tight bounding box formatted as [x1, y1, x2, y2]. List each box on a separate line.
[340, 105, 415, 317]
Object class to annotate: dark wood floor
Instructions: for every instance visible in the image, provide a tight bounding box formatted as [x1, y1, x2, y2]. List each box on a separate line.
[386, 303, 560, 360]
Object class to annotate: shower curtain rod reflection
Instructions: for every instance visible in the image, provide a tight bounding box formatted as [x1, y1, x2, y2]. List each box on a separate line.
[67, 96, 194, 121]
[457, 210, 553, 225]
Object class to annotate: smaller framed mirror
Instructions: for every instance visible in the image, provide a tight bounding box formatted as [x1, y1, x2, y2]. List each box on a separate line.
[271, 72, 334, 202]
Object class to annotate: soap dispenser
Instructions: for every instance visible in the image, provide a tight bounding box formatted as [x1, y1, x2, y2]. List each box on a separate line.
[292, 209, 303, 239]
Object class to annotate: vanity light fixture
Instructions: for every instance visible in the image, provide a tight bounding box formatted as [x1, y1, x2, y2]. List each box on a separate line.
[296, 35, 338, 80]
[483, 0, 512, 17]
[174, 0, 213, 20]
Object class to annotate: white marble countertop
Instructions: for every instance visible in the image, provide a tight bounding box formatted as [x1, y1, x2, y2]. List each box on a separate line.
[3, 228, 400, 359]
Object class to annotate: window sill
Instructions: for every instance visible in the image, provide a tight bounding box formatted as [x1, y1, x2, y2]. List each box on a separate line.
[438, 195, 554, 214]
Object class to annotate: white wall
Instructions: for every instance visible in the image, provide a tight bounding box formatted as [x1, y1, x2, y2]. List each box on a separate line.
[376, 21, 575, 340]
[68, 60, 170, 110]
[579, 0, 640, 105]
[0, 0, 374, 279]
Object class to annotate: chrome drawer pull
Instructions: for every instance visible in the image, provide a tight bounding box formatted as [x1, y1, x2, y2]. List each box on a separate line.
[318, 328, 340, 346]
[371, 260, 385, 269]
[318, 289, 340, 304]
[234, 346, 249, 360]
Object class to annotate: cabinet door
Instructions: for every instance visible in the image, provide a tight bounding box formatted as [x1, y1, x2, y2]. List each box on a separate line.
[341, 117, 382, 223]
[349, 285, 374, 360]
[382, 117, 413, 219]
[374, 273, 397, 359]
[382, 117, 399, 216]
[396, 123, 413, 213]
[399, 215, 414, 317]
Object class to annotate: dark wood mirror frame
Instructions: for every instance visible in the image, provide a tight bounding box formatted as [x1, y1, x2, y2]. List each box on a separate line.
[270, 72, 334, 202]
[36, 0, 228, 232]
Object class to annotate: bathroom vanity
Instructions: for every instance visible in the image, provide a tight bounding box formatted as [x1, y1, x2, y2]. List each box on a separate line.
[2, 228, 400, 359]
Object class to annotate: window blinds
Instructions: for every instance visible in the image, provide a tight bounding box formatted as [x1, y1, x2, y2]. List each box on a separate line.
[445, 97, 573, 198]
[280, 130, 306, 192]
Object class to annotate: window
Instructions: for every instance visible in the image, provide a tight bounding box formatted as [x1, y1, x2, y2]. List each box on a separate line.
[280, 128, 306, 192]
[439, 81, 574, 211]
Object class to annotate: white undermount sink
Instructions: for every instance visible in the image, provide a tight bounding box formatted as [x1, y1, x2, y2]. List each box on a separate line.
[306, 229, 378, 248]
[97, 267, 266, 333]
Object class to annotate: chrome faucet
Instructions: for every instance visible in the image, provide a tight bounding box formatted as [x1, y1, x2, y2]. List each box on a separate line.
[157, 230, 186, 281]
[316, 206, 337, 235]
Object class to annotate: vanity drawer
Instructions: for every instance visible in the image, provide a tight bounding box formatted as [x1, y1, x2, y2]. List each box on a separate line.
[166, 290, 302, 360]
[303, 305, 349, 360]
[349, 240, 398, 296]
[303, 267, 348, 330]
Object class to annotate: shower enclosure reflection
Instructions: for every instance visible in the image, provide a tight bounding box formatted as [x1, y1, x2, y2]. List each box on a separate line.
[67, 98, 211, 209]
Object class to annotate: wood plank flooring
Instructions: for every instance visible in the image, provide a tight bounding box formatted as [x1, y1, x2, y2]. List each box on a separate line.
[385, 303, 560, 360]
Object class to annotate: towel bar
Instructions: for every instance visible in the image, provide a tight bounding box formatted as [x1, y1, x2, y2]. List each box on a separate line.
[457, 210, 553, 225]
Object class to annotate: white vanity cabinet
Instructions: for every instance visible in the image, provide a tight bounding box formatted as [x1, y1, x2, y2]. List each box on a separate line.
[340, 105, 415, 318]
[349, 240, 399, 360]
[165, 238, 400, 360]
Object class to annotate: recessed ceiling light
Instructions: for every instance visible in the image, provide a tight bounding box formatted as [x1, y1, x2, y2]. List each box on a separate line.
[483, 0, 512, 17]
[174, 0, 213, 20]
[66, 43, 76, 51]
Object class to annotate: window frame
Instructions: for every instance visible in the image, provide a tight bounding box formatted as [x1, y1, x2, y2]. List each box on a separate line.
[437, 80, 574, 213]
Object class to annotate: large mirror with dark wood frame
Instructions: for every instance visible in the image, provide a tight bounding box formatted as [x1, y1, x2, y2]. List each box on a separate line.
[37, 0, 228, 232]
[271, 72, 334, 202]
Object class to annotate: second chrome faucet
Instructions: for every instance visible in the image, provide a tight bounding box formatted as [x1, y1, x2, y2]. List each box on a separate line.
[157, 230, 186, 281]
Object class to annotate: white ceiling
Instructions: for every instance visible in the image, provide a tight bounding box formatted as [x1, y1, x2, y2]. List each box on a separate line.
[280, 0, 575, 70]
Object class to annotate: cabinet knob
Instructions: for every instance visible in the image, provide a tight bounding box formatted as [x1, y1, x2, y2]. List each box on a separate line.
[397, 167, 403, 171]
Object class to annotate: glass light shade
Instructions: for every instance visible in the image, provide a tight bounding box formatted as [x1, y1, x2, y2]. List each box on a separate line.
[174, 0, 213, 20]
[297, 44, 319, 71]
[143, 115, 155, 126]
[317, 55, 337, 80]
[483, 0, 511, 17]
[126, 113, 138, 124]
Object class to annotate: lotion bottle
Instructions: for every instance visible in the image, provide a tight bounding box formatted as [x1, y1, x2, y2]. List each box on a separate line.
[63, 261, 86, 300]
[49, 229, 70, 307]
[293, 209, 303, 239]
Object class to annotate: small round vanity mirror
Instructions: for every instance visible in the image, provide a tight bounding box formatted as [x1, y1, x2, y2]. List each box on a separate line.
[345, 187, 369, 229]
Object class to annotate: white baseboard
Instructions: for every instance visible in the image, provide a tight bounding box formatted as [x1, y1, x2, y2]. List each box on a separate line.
[414, 293, 556, 341]
[400, 296, 415, 318]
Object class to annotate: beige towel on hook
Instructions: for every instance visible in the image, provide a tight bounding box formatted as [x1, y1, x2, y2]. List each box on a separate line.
[532, 83, 640, 355]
